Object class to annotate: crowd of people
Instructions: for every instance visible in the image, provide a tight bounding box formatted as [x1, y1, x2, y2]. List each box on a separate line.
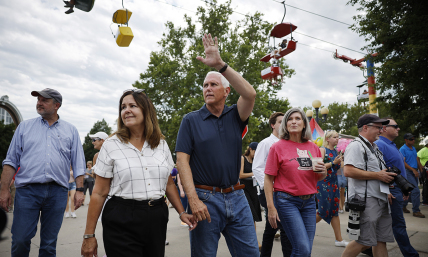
[0, 33, 426, 257]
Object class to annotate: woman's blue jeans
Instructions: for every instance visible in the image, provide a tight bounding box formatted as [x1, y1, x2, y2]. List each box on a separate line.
[274, 191, 316, 257]
[11, 183, 68, 257]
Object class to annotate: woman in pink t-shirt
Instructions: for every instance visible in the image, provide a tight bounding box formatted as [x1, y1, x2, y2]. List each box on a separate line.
[264, 108, 327, 256]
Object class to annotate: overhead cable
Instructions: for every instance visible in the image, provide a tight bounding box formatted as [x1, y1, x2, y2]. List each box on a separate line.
[153, 0, 197, 13]
[198, 0, 364, 55]
[294, 32, 365, 55]
[152, 0, 365, 56]
[271, 0, 353, 26]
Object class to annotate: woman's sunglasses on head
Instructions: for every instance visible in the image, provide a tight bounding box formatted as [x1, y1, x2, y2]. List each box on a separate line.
[123, 88, 145, 94]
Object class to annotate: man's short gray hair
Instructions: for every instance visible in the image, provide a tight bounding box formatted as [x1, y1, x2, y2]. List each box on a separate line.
[358, 123, 374, 133]
[205, 71, 230, 88]
[279, 107, 312, 142]
[52, 98, 61, 108]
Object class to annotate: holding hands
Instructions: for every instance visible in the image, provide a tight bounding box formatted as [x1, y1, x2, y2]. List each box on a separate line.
[81, 237, 97, 257]
[179, 212, 198, 231]
[189, 198, 211, 223]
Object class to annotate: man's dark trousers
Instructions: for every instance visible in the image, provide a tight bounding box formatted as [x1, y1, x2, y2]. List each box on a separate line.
[390, 186, 419, 257]
[258, 189, 292, 257]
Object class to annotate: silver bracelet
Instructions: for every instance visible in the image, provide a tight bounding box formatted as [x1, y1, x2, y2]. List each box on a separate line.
[83, 234, 95, 239]
[179, 211, 187, 219]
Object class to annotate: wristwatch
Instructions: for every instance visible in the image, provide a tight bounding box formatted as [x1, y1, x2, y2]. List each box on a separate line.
[76, 187, 84, 192]
[218, 63, 228, 73]
[83, 234, 95, 239]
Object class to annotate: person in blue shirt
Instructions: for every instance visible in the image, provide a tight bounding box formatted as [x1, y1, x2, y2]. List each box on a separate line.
[0, 88, 86, 256]
[376, 118, 419, 257]
[176, 33, 258, 257]
[400, 133, 425, 218]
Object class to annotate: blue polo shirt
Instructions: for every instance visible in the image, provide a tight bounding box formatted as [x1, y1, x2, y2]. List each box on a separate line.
[399, 144, 418, 169]
[375, 136, 407, 179]
[175, 104, 248, 188]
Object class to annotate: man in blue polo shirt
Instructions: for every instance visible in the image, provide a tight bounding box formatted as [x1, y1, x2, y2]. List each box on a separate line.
[375, 118, 419, 257]
[400, 133, 425, 218]
[176, 33, 258, 257]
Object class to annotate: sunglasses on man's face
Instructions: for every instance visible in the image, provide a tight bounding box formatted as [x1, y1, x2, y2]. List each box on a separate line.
[385, 124, 399, 129]
[92, 138, 101, 142]
[408, 138, 415, 141]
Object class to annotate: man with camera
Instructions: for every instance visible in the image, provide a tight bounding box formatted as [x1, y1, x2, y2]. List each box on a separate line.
[400, 133, 425, 218]
[341, 114, 396, 257]
[375, 118, 419, 257]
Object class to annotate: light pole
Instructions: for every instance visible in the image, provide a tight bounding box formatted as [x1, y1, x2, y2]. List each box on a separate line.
[306, 100, 329, 123]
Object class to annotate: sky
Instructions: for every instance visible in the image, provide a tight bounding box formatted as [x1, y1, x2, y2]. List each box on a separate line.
[0, 0, 372, 142]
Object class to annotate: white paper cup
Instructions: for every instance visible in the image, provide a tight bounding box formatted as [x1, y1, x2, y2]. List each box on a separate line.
[312, 157, 323, 172]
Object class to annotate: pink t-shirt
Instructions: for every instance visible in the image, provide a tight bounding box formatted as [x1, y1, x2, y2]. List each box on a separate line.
[265, 139, 322, 196]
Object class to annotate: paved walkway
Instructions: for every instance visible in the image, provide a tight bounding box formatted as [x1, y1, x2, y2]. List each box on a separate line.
[1, 198, 427, 256]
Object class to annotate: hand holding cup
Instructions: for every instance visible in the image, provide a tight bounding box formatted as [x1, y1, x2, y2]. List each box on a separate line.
[312, 157, 324, 173]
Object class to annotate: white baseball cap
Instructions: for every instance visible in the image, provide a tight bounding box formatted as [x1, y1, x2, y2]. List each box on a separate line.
[424, 138, 428, 146]
[89, 132, 109, 140]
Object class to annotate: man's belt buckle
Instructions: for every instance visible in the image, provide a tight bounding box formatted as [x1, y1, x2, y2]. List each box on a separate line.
[148, 200, 154, 206]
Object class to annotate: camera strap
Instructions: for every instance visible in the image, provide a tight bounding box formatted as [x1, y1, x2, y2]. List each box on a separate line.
[346, 138, 369, 205]
[357, 135, 387, 170]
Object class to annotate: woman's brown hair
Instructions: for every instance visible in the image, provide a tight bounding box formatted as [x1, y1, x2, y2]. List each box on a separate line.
[114, 90, 164, 149]
[243, 146, 251, 157]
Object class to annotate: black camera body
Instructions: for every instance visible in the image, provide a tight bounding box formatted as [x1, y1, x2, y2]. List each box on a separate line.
[345, 197, 366, 212]
[386, 166, 415, 196]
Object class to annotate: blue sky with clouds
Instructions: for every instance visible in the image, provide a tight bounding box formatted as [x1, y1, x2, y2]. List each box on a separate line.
[0, 0, 371, 142]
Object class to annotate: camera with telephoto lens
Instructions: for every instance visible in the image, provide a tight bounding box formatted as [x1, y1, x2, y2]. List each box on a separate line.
[347, 210, 361, 240]
[387, 166, 415, 196]
[345, 196, 366, 212]
[346, 196, 365, 240]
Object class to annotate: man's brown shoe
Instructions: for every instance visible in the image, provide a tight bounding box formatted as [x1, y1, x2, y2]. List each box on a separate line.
[403, 207, 410, 213]
[413, 212, 425, 218]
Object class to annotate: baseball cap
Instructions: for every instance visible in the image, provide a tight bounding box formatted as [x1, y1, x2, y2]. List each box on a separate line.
[403, 133, 415, 140]
[424, 138, 428, 146]
[249, 142, 258, 150]
[357, 114, 389, 128]
[31, 88, 62, 106]
[89, 132, 109, 140]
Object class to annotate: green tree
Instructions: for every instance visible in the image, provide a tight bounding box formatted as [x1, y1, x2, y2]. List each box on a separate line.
[348, 0, 428, 138]
[0, 120, 15, 176]
[133, 0, 294, 152]
[319, 102, 349, 132]
[342, 103, 367, 136]
[82, 119, 112, 163]
[314, 102, 366, 136]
